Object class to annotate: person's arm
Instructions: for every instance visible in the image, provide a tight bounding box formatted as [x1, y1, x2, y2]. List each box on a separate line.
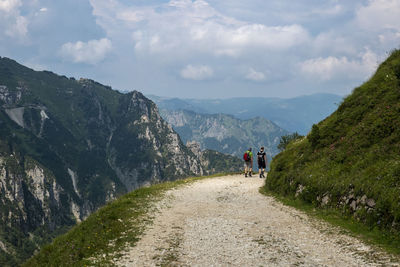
[264, 154, 267, 165]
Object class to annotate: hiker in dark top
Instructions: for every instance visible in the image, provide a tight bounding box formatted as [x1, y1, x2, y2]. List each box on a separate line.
[243, 148, 253, 177]
[257, 146, 267, 178]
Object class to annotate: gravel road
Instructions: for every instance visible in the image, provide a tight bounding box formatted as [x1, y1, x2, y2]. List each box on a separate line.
[116, 175, 399, 266]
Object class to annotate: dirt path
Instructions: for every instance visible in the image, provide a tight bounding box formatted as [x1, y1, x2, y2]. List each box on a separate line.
[115, 175, 399, 266]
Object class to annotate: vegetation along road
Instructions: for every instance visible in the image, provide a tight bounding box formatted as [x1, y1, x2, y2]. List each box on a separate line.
[115, 175, 398, 266]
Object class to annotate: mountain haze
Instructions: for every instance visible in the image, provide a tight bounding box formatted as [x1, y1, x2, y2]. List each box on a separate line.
[149, 93, 343, 134]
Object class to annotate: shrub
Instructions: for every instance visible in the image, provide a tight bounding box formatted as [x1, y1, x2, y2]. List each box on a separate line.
[308, 124, 320, 149]
[277, 132, 304, 151]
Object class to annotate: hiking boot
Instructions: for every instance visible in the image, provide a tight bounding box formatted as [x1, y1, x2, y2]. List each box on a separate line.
[249, 172, 252, 177]
[245, 173, 247, 177]
[259, 173, 262, 178]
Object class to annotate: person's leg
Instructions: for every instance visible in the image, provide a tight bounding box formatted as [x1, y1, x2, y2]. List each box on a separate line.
[244, 163, 247, 177]
[262, 162, 266, 177]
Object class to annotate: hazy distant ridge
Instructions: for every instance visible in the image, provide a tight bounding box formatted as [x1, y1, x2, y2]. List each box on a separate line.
[160, 109, 289, 161]
[149, 93, 343, 134]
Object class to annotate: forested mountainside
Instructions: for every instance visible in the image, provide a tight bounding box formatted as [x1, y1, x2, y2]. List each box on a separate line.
[0, 57, 240, 265]
[149, 93, 342, 134]
[266, 50, 400, 233]
[161, 109, 288, 161]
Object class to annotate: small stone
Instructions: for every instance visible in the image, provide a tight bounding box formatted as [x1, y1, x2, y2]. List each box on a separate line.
[360, 195, 367, 205]
[350, 200, 357, 211]
[321, 195, 330, 207]
[295, 184, 305, 197]
[366, 199, 376, 208]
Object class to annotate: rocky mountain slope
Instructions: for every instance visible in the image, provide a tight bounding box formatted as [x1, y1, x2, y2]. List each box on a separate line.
[161, 109, 289, 161]
[0, 57, 239, 265]
[149, 93, 342, 134]
[265, 50, 400, 233]
[186, 142, 243, 174]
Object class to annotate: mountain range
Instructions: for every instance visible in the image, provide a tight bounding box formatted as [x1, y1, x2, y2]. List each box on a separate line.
[148, 93, 343, 135]
[160, 109, 288, 161]
[0, 57, 241, 265]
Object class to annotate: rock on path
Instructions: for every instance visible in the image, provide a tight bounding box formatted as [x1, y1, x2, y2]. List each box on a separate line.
[116, 175, 399, 266]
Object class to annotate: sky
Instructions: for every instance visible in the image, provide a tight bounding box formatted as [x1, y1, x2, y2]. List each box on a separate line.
[1, 0, 400, 98]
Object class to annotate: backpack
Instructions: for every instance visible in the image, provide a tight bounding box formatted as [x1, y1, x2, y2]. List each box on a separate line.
[243, 151, 250, 161]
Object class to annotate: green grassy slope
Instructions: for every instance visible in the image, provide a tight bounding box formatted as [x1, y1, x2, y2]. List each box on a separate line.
[265, 50, 400, 233]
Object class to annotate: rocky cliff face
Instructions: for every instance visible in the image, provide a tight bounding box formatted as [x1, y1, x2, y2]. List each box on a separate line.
[0, 152, 81, 263]
[0, 57, 209, 265]
[106, 90, 203, 191]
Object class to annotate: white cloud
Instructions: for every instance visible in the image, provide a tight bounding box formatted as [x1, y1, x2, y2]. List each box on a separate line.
[356, 0, 400, 32]
[300, 49, 378, 81]
[0, 0, 28, 39]
[378, 31, 400, 46]
[0, 0, 20, 13]
[245, 68, 266, 82]
[180, 64, 213, 80]
[39, 7, 47, 12]
[60, 38, 112, 64]
[214, 24, 309, 56]
[310, 4, 344, 16]
[313, 32, 357, 55]
[117, 10, 145, 23]
[324, 4, 343, 16]
[90, 0, 310, 58]
[5, 15, 27, 37]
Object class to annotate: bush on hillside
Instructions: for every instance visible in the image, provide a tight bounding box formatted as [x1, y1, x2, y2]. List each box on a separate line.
[277, 132, 304, 151]
[308, 124, 320, 149]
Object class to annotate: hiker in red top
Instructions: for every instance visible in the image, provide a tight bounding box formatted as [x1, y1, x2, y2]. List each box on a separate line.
[243, 148, 253, 177]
